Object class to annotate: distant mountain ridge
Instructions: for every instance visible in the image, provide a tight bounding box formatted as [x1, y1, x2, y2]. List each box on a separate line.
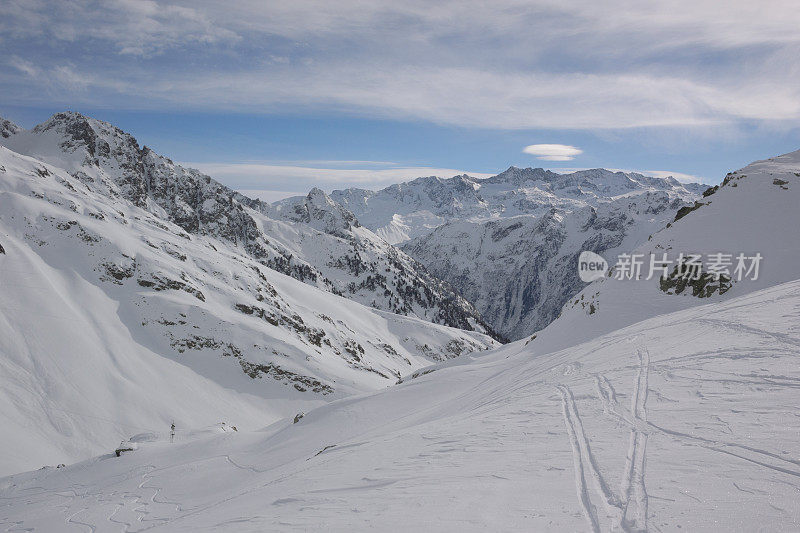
[323, 167, 706, 244]
[304, 164, 705, 339]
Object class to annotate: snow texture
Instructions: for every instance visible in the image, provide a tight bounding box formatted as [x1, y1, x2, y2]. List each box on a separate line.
[1, 279, 798, 531]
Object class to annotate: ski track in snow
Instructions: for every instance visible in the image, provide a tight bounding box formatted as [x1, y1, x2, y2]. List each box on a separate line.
[620, 348, 649, 532]
[558, 384, 601, 533]
[559, 348, 651, 532]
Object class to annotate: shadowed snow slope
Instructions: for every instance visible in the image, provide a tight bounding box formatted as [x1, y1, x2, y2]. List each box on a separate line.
[0, 143, 495, 476]
[1, 279, 799, 531]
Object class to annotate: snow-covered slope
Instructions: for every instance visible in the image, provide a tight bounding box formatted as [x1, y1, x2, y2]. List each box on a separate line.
[0, 113, 492, 336]
[3, 278, 798, 531]
[524, 148, 800, 357]
[0, 143, 495, 476]
[1, 149, 797, 530]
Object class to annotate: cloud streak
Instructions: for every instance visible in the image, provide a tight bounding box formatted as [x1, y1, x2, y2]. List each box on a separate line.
[2, 1, 799, 130]
[181, 161, 495, 191]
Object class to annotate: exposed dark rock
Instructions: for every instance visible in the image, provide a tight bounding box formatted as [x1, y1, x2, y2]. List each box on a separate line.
[238, 361, 334, 395]
[659, 263, 732, 298]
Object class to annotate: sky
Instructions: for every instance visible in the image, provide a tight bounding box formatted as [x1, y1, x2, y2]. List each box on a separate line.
[2, 0, 800, 200]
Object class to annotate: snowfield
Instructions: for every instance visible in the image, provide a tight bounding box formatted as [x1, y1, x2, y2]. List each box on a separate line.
[1, 280, 799, 531]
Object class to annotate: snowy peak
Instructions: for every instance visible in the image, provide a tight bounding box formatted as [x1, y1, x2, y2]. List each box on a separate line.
[33, 111, 117, 139]
[0, 112, 276, 250]
[270, 188, 362, 237]
[302, 187, 361, 235]
[384, 173, 485, 209]
[30, 111, 141, 166]
[485, 166, 556, 185]
[0, 117, 21, 139]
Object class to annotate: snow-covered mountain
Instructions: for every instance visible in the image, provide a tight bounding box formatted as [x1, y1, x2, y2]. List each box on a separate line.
[323, 167, 703, 340]
[0, 118, 497, 475]
[0, 112, 494, 337]
[254, 188, 498, 335]
[2, 150, 798, 531]
[526, 147, 800, 356]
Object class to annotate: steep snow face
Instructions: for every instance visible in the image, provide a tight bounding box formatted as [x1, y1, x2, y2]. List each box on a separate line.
[0, 145, 496, 476]
[3, 279, 799, 531]
[398, 177, 697, 339]
[524, 148, 800, 356]
[0, 113, 492, 336]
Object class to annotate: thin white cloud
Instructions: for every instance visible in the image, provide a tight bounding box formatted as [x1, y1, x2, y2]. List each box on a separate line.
[181, 161, 495, 191]
[236, 189, 305, 203]
[523, 144, 583, 161]
[9, 56, 40, 78]
[0, 0, 240, 57]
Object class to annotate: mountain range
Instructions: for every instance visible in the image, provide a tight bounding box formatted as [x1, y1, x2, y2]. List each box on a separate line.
[323, 167, 704, 339]
[1, 126, 797, 530]
[1, 112, 493, 337]
[0, 111, 726, 473]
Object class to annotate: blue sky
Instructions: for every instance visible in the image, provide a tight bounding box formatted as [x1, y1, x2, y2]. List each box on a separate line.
[2, 1, 799, 199]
